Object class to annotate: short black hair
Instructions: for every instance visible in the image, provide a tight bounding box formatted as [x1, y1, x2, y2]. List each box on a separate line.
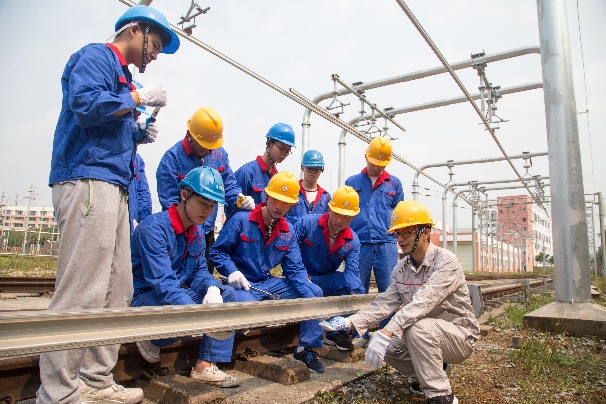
[141, 22, 171, 50]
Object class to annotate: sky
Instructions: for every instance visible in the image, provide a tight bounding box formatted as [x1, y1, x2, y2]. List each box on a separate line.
[0, 0, 604, 230]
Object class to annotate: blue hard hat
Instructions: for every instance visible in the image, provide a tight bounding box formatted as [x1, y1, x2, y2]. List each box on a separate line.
[131, 80, 147, 114]
[179, 166, 225, 204]
[301, 149, 324, 169]
[115, 5, 180, 54]
[265, 123, 296, 147]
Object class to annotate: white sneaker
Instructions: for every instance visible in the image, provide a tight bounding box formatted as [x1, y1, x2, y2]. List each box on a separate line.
[136, 340, 160, 363]
[80, 379, 144, 404]
[190, 362, 240, 388]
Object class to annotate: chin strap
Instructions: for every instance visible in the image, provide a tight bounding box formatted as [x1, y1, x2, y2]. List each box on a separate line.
[139, 23, 149, 73]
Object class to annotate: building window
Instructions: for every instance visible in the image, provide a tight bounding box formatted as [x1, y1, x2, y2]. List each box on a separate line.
[522, 218, 527, 222]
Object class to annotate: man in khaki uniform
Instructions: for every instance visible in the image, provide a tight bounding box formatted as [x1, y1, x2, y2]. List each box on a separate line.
[321, 200, 479, 404]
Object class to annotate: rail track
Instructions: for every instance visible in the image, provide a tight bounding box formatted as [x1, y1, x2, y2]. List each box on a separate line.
[0, 275, 552, 403]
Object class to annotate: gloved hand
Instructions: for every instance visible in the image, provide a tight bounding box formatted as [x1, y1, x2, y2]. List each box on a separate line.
[237, 193, 255, 211]
[227, 271, 251, 291]
[319, 316, 351, 332]
[365, 332, 391, 368]
[136, 84, 167, 107]
[202, 286, 223, 304]
[135, 117, 159, 144]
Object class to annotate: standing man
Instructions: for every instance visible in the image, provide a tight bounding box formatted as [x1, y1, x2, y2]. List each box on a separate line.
[322, 201, 480, 404]
[345, 136, 404, 294]
[131, 167, 240, 388]
[210, 172, 326, 373]
[285, 149, 331, 225]
[156, 107, 254, 272]
[294, 185, 363, 350]
[41, 5, 179, 404]
[228, 123, 296, 218]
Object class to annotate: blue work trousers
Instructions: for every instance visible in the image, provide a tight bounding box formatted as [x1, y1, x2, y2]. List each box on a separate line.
[359, 242, 398, 293]
[236, 277, 324, 348]
[131, 285, 236, 363]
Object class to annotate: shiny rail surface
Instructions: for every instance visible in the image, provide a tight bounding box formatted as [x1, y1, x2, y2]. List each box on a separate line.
[0, 277, 55, 293]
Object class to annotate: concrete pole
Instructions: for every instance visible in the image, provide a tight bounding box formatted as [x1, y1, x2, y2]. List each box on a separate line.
[537, 0, 591, 302]
[471, 208, 476, 273]
[598, 192, 605, 277]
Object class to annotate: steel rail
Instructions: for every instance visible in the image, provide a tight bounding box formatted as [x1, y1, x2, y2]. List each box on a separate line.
[0, 294, 375, 359]
[393, 0, 546, 213]
[0, 277, 55, 293]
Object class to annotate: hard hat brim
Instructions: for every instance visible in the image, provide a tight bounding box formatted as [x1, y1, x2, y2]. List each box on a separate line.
[265, 190, 298, 204]
[366, 153, 391, 167]
[329, 205, 360, 217]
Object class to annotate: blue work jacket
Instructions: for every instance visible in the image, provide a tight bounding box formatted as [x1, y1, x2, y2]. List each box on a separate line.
[131, 205, 221, 305]
[345, 168, 404, 244]
[128, 153, 152, 234]
[209, 204, 317, 298]
[285, 181, 331, 225]
[156, 138, 242, 234]
[294, 213, 364, 294]
[49, 43, 137, 189]
[228, 156, 277, 218]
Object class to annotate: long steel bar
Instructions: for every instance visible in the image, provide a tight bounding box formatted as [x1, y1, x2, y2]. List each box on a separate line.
[0, 295, 375, 359]
[393, 0, 545, 212]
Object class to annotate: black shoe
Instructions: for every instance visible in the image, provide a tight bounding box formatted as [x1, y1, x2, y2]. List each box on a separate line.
[409, 380, 423, 395]
[325, 332, 354, 351]
[293, 348, 324, 373]
[427, 391, 458, 404]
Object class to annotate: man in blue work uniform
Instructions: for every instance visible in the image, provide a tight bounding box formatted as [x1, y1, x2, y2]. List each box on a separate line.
[294, 185, 364, 351]
[285, 149, 331, 225]
[156, 107, 254, 272]
[40, 5, 179, 404]
[131, 166, 240, 388]
[228, 123, 296, 218]
[210, 171, 326, 373]
[345, 136, 404, 345]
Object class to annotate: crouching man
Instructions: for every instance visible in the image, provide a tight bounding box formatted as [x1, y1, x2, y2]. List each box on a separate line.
[322, 200, 479, 403]
[131, 166, 240, 387]
[210, 171, 326, 373]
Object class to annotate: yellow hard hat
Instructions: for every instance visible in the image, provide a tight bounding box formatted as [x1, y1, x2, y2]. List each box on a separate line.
[328, 186, 360, 217]
[265, 171, 299, 204]
[187, 107, 224, 149]
[387, 200, 435, 233]
[365, 136, 392, 166]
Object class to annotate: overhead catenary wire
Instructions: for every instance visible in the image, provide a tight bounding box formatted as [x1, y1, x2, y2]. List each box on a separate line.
[117, 0, 480, 209]
[575, 0, 595, 193]
[393, 0, 547, 214]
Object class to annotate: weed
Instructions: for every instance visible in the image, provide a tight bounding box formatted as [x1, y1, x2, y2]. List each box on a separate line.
[0, 254, 57, 277]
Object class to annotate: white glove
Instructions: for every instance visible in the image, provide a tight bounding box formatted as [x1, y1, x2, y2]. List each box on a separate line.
[202, 286, 223, 304]
[237, 193, 255, 211]
[227, 271, 251, 291]
[135, 117, 159, 144]
[136, 84, 167, 107]
[319, 316, 351, 332]
[365, 332, 391, 368]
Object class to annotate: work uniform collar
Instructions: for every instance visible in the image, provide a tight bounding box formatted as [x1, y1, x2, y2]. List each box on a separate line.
[406, 243, 437, 274]
[167, 204, 198, 245]
[105, 43, 128, 67]
[181, 137, 193, 155]
[362, 167, 391, 190]
[318, 212, 353, 254]
[299, 180, 326, 205]
[249, 203, 289, 246]
[256, 156, 278, 177]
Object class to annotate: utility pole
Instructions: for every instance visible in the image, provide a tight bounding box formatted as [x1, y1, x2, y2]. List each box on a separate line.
[22, 186, 36, 254]
[0, 191, 5, 250]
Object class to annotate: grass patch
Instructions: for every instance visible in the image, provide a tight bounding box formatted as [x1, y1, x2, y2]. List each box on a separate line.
[488, 287, 553, 329]
[0, 254, 57, 277]
[510, 334, 577, 376]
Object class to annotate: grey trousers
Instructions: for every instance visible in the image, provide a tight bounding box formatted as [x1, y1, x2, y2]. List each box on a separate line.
[384, 318, 475, 399]
[37, 180, 132, 404]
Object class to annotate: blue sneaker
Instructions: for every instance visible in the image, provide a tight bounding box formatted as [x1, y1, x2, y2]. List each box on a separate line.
[293, 348, 324, 373]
